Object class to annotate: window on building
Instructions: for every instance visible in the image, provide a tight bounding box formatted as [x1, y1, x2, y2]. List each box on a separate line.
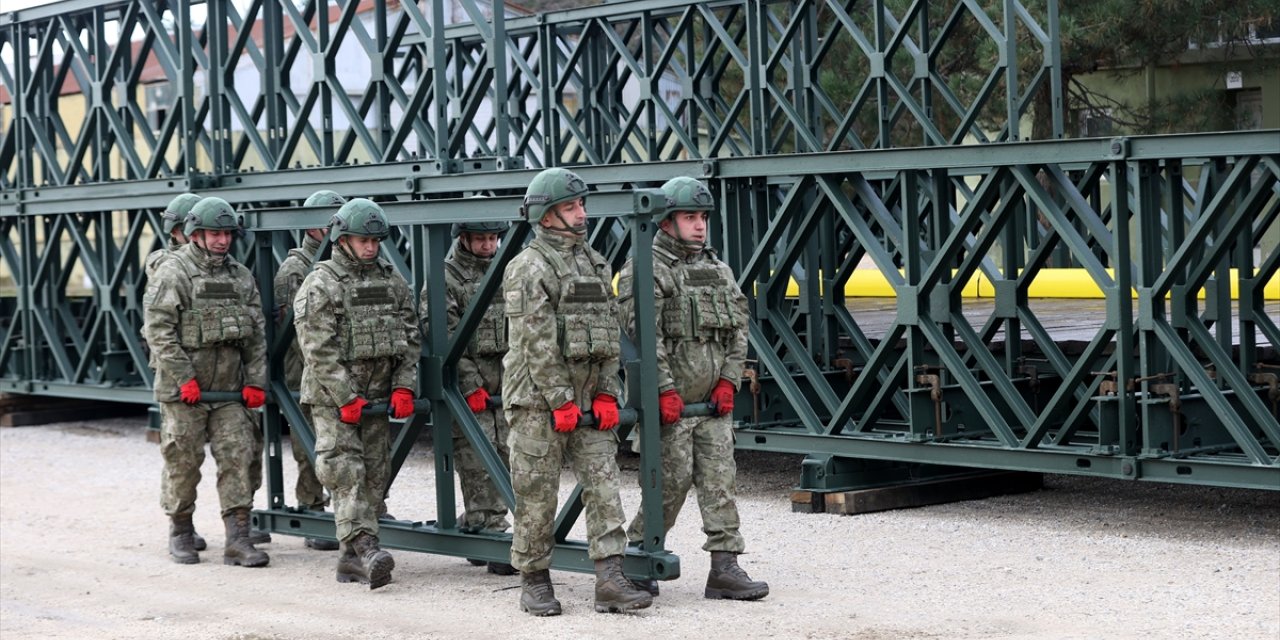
[144, 83, 169, 135]
[1232, 89, 1263, 130]
[1076, 108, 1113, 138]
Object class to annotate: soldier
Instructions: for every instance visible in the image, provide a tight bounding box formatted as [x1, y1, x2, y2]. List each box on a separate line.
[617, 177, 768, 601]
[143, 192, 211, 553]
[271, 190, 344, 551]
[293, 198, 421, 590]
[145, 193, 201, 278]
[422, 209, 517, 575]
[503, 168, 652, 616]
[143, 196, 270, 568]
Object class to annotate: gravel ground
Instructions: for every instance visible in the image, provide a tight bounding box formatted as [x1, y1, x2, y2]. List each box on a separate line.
[1, 416, 1277, 640]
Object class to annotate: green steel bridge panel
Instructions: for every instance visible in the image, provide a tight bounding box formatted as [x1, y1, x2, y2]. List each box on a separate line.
[2, 0, 1063, 188]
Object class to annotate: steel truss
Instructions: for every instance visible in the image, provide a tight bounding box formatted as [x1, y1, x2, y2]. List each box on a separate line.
[1, 0, 1277, 582]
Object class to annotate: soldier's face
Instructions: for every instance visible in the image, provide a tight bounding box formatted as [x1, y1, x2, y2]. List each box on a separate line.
[663, 210, 708, 244]
[194, 229, 233, 255]
[541, 198, 586, 234]
[305, 228, 326, 242]
[170, 229, 188, 245]
[463, 232, 499, 258]
[342, 235, 381, 261]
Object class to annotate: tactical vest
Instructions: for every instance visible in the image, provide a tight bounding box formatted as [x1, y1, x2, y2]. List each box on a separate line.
[446, 260, 507, 357]
[661, 265, 744, 343]
[531, 241, 620, 363]
[175, 257, 256, 349]
[319, 262, 410, 361]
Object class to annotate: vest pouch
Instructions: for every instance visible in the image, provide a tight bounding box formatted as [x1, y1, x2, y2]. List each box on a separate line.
[559, 277, 620, 362]
[340, 283, 405, 360]
[179, 305, 253, 348]
[471, 306, 508, 356]
[341, 313, 405, 360]
[661, 296, 691, 338]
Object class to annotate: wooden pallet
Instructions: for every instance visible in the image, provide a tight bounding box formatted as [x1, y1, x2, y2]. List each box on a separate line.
[0, 393, 144, 427]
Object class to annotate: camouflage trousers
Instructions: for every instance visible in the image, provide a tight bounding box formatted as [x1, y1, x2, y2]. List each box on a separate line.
[287, 403, 328, 509]
[626, 413, 745, 553]
[506, 407, 628, 572]
[454, 407, 511, 532]
[159, 401, 258, 518]
[308, 404, 390, 543]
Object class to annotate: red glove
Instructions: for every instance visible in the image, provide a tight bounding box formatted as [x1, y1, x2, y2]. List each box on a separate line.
[390, 388, 415, 419]
[552, 401, 581, 433]
[710, 379, 736, 416]
[242, 386, 266, 409]
[658, 390, 684, 425]
[592, 394, 620, 431]
[340, 397, 368, 424]
[179, 378, 201, 404]
[466, 388, 490, 414]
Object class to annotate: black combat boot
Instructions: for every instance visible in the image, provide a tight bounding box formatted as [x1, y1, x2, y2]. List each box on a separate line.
[519, 569, 561, 617]
[192, 529, 207, 551]
[487, 561, 518, 575]
[350, 532, 395, 590]
[335, 540, 365, 584]
[168, 514, 200, 564]
[222, 508, 270, 568]
[298, 504, 338, 550]
[594, 555, 653, 613]
[306, 537, 340, 550]
[632, 577, 659, 596]
[705, 551, 768, 600]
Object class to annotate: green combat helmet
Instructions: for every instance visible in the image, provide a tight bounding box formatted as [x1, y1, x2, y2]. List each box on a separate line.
[453, 195, 509, 238]
[329, 198, 390, 241]
[163, 193, 203, 236]
[183, 197, 243, 236]
[304, 190, 347, 208]
[660, 177, 714, 222]
[520, 167, 588, 223]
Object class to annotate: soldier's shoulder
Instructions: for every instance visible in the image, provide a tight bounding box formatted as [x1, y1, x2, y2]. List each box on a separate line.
[150, 254, 187, 281]
[302, 261, 341, 287]
[505, 249, 547, 279]
[278, 253, 306, 274]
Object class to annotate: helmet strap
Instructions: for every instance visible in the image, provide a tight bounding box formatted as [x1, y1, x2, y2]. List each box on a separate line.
[546, 208, 587, 237]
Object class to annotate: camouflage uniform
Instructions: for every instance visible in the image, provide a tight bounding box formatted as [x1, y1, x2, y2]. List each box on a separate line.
[619, 229, 749, 553]
[293, 241, 420, 544]
[144, 236, 183, 280]
[423, 237, 511, 533]
[502, 227, 628, 572]
[274, 233, 327, 510]
[144, 242, 267, 519]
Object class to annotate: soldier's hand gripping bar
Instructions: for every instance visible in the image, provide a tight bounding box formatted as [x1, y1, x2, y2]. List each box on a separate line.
[557, 402, 717, 429]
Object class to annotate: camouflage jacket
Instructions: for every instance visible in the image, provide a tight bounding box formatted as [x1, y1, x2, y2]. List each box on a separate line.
[143, 242, 268, 403]
[143, 238, 183, 368]
[143, 237, 183, 280]
[293, 247, 421, 407]
[274, 234, 323, 388]
[501, 228, 622, 412]
[618, 230, 748, 401]
[421, 238, 505, 396]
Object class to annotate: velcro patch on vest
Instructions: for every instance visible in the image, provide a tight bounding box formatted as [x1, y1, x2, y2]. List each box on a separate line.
[565, 280, 607, 303]
[683, 269, 722, 286]
[198, 281, 240, 299]
[352, 285, 394, 306]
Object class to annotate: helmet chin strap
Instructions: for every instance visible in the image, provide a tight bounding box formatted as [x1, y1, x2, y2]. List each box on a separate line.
[665, 219, 705, 251]
[546, 208, 587, 237]
[338, 237, 379, 265]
